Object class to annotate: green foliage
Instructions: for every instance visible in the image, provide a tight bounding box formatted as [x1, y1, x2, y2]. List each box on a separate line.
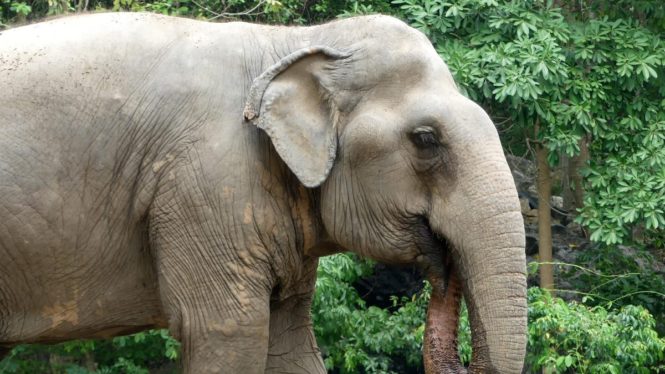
[0, 330, 180, 373]
[312, 253, 431, 373]
[0, 0, 391, 27]
[313, 254, 665, 373]
[569, 16, 665, 246]
[9, 1, 30, 16]
[573, 0, 665, 33]
[527, 287, 665, 373]
[569, 245, 665, 333]
[1, 0, 30, 24]
[394, 0, 571, 106]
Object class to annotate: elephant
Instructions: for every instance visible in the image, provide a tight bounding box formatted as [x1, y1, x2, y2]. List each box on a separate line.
[0, 12, 527, 373]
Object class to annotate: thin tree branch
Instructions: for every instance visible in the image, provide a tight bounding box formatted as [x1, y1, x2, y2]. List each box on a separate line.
[191, 0, 266, 21]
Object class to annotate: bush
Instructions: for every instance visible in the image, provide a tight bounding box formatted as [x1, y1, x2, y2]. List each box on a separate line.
[564, 245, 665, 334]
[0, 330, 179, 373]
[312, 253, 428, 373]
[527, 287, 665, 373]
[312, 254, 665, 374]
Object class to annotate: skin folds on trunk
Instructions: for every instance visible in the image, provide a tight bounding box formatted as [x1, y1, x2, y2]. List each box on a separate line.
[464, 236, 527, 374]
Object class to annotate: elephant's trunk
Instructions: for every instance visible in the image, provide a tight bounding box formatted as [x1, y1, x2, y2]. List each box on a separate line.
[461, 215, 526, 373]
[425, 148, 527, 373]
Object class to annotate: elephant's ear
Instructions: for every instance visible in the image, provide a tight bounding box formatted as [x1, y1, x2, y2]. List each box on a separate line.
[243, 46, 350, 188]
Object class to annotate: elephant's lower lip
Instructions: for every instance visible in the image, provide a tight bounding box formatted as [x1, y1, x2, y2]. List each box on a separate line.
[415, 216, 467, 373]
[424, 260, 466, 374]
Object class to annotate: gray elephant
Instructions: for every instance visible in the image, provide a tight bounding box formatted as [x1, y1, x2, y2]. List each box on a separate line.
[0, 13, 526, 373]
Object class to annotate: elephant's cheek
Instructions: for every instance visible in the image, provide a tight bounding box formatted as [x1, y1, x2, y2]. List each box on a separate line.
[423, 265, 466, 374]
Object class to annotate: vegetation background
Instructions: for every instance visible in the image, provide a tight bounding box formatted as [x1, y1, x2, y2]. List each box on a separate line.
[1, 0, 664, 373]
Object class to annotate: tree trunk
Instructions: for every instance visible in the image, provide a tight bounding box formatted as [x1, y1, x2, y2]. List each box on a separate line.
[535, 125, 554, 292]
[536, 124, 554, 374]
[561, 135, 589, 222]
[561, 152, 574, 212]
[572, 135, 589, 211]
[84, 351, 97, 372]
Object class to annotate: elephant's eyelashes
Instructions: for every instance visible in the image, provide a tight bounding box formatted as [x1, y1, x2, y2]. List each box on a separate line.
[410, 126, 441, 149]
[409, 126, 442, 163]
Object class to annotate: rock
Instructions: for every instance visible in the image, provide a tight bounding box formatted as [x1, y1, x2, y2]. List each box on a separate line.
[554, 245, 579, 265]
[506, 154, 537, 196]
[524, 213, 539, 226]
[519, 197, 531, 215]
[525, 233, 539, 256]
[551, 196, 563, 210]
[619, 245, 665, 274]
[552, 223, 567, 235]
[519, 192, 538, 210]
[551, 206, 570, 225]
[525, 208, 539, 218]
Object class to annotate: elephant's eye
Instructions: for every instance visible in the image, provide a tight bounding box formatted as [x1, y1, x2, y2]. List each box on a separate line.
[410, 126, 441, 149]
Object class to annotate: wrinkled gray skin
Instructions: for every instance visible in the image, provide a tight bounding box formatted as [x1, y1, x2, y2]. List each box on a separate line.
[0, 13, 526, 373]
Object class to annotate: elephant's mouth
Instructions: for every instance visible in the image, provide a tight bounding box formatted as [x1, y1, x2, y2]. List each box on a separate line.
[417, 216, 467, 373]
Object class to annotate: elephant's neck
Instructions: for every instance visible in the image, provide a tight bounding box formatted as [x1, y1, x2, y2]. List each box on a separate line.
[249, 129, 327, 259]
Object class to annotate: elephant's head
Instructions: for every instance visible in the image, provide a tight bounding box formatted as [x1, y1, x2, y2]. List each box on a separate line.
[244, 16, 527, 373]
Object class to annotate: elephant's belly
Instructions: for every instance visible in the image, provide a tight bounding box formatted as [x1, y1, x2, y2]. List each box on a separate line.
[0, 255, 166, 344]
[0, 215, 166, 345]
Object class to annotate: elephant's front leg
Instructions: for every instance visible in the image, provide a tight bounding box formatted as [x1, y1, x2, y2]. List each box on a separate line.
[151, 225, 274, 373]
[158, 260, 273, 373]
[266, 257, 326, 374]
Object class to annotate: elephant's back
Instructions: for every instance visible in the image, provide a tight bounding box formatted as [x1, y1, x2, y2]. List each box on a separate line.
[0, 12, 258, 131]
[1, 13, 202, 99]
[0, 12, 208, 51]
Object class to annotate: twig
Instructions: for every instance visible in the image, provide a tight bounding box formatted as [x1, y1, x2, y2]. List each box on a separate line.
[610, 290, 665, 304]
[190, 0, 223, 18]
[533, 261, 643, 278]
[192, 0, 266, 21]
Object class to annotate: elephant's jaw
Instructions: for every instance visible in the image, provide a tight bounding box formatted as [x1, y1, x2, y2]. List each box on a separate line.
[424, 262, 466, 373]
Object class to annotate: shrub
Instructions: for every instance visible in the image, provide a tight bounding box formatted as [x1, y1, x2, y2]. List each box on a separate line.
[0, 330, 179, 374]
[527, 287, 665, 373]
[567, 245, 665, 334]
[312, 253, 427, 373]
[312, 254, 665, 373]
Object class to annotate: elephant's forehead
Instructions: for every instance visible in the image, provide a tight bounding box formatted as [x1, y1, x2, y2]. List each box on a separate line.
[359, 40, 439, 74]
[317, 17, 450, 84]
[347, 63, 459, 112]
[355, 47, 457, 98]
